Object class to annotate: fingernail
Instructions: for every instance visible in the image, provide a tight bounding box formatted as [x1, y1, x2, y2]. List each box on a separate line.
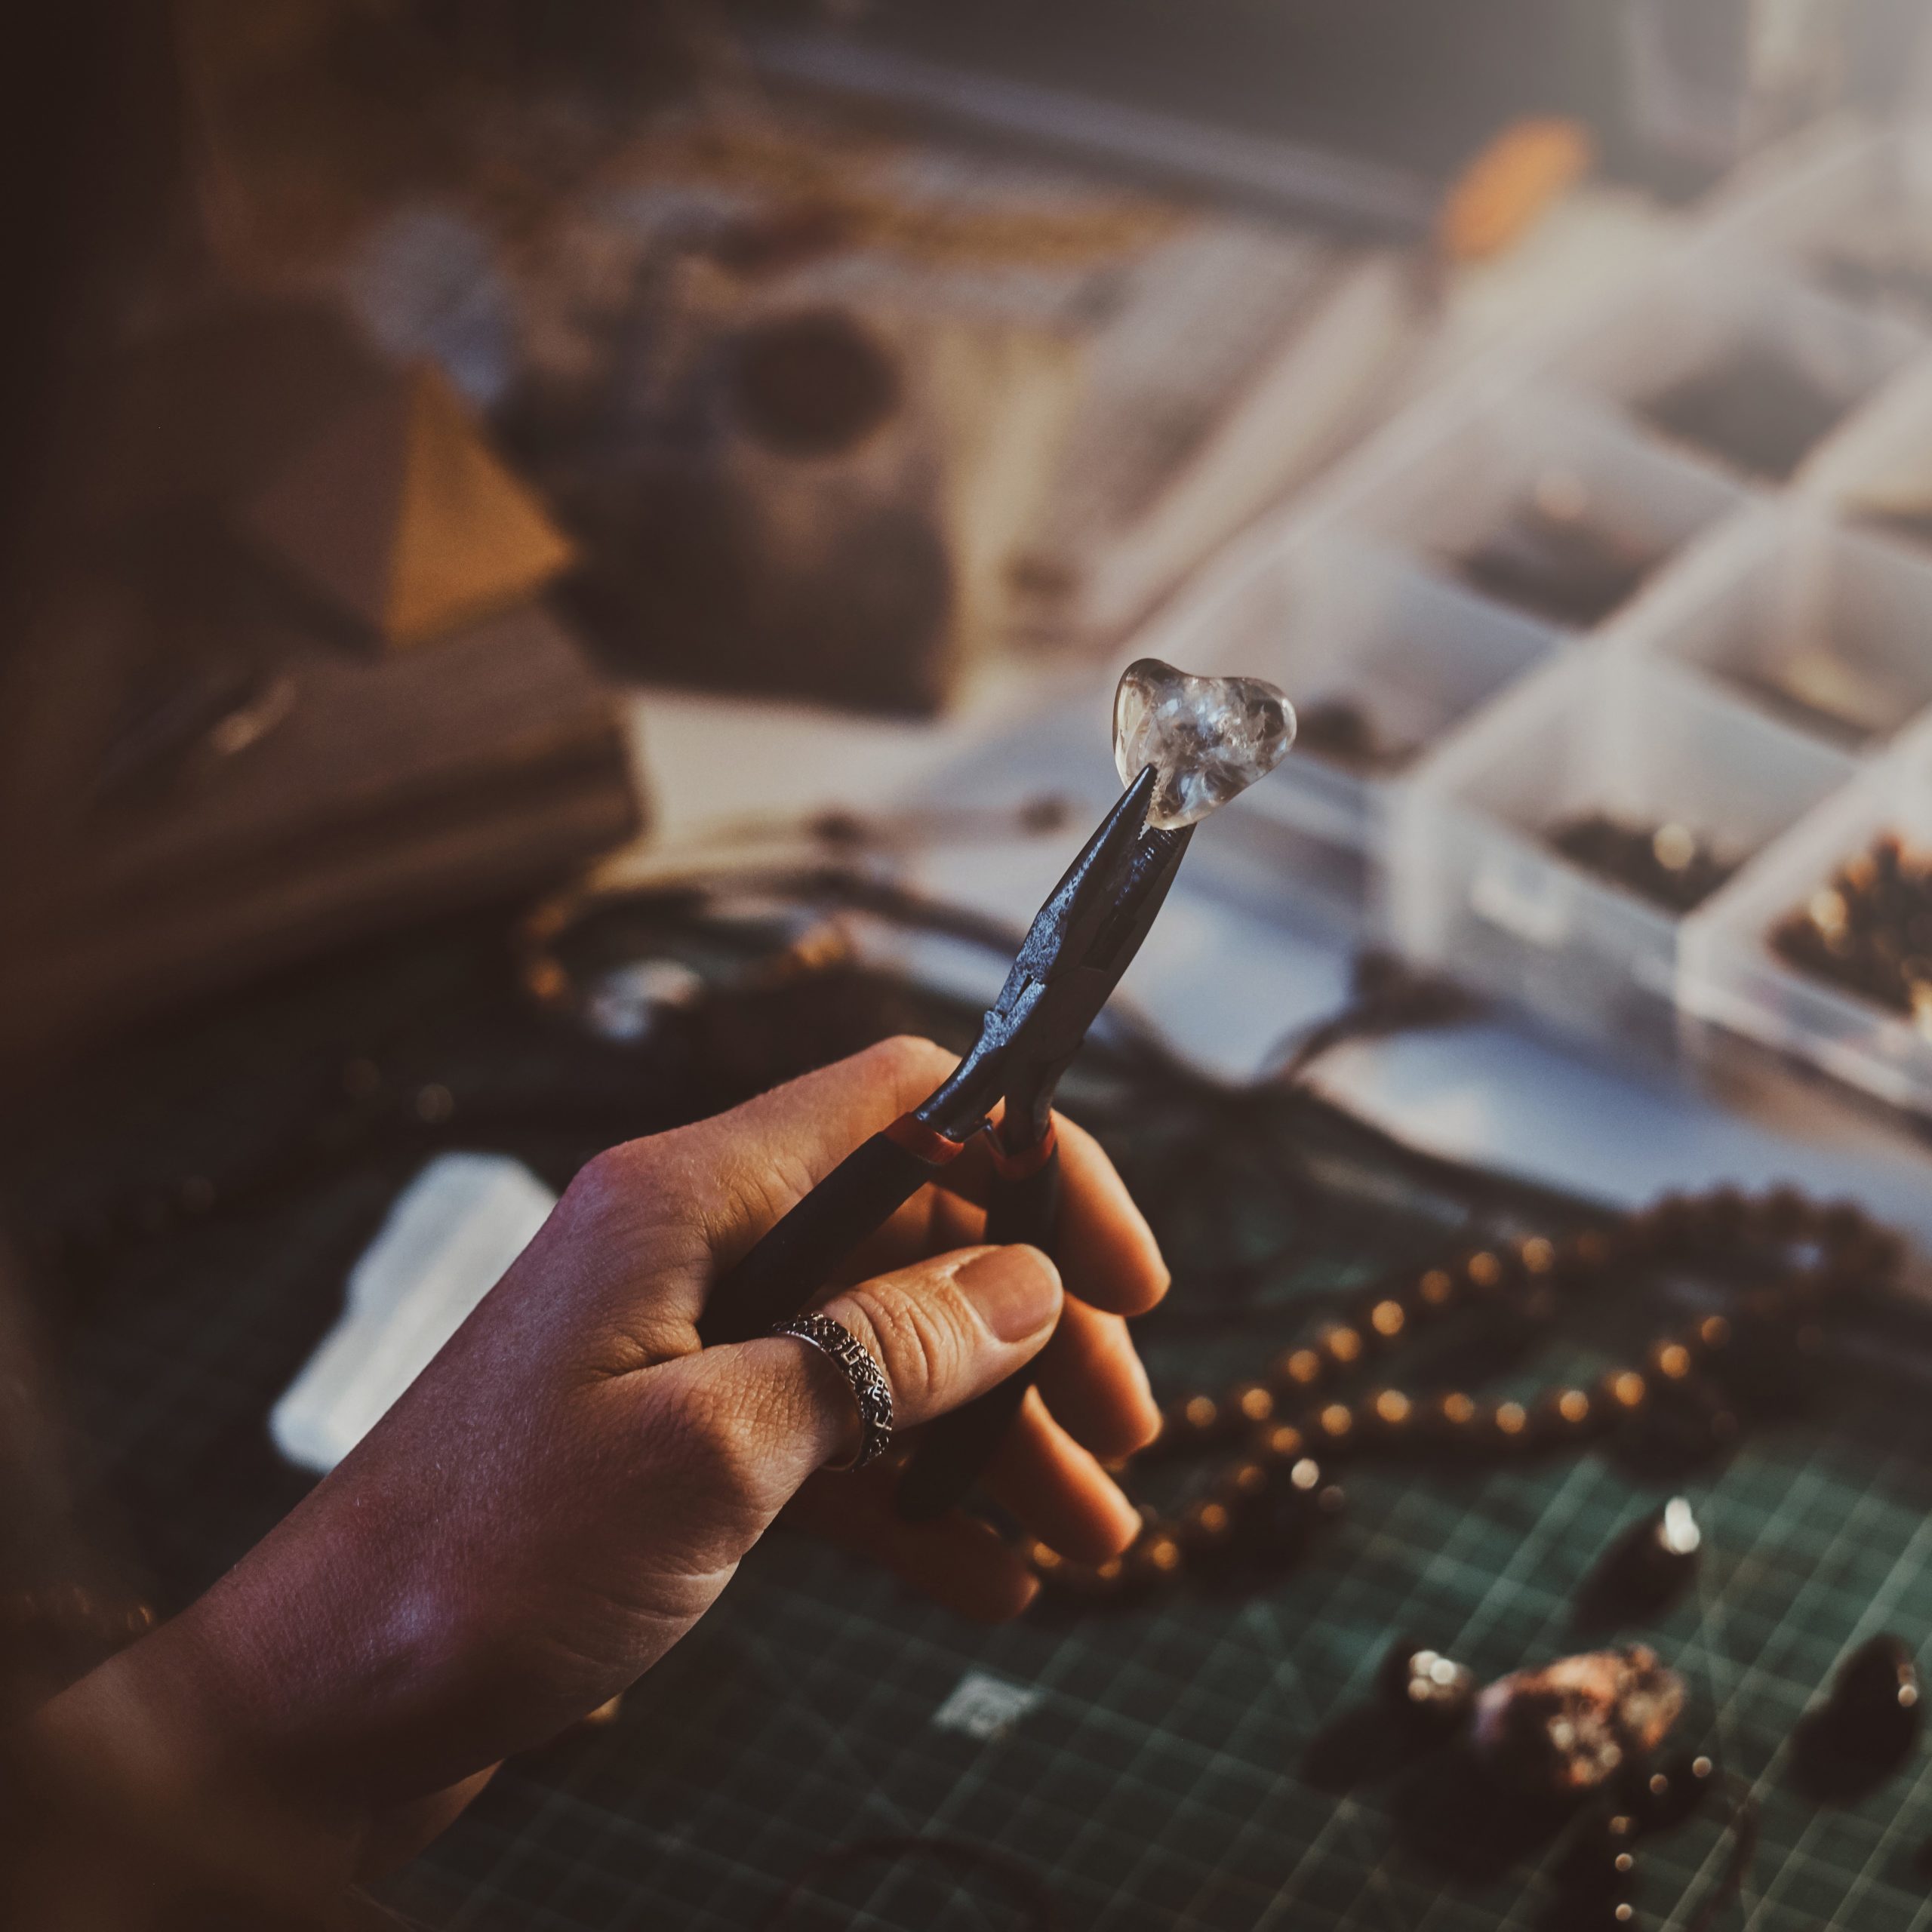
[1100, 1482, 1144, 1556]
[956, 1245, 1062, 1343]
[1124, 1354, 1162, 1446]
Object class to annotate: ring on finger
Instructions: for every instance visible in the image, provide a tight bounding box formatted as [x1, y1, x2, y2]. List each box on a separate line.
[772, 1312, 894, 1471]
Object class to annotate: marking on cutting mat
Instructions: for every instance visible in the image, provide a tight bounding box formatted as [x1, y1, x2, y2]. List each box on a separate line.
[932, 1671, 1044, 1742]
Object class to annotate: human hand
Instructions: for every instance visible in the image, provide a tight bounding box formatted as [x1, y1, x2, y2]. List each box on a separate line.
[14, 1037, 1167, 1919]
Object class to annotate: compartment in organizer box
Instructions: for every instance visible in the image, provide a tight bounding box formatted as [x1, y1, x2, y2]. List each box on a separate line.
[1146, 528, 1562, 881]
[1794, 142, 1932, 335]
[1387, 651, 1854, 1055]
[1563, 265, 1924, 485]
[1681, 738, 1932, 1117]
[1630, 507, 1932, 748]
[1341, 389, 1746, 632]
[1801, 355, 1932, 560]
[1718, 125, 1932, 334]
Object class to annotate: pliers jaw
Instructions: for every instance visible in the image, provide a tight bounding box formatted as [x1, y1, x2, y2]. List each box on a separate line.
[913, 764, 1192, 1147]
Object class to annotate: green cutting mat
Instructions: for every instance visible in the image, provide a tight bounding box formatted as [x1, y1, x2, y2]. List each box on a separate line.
[374, 1323, 1932, 1930]
[14, 909, 1932, 1931]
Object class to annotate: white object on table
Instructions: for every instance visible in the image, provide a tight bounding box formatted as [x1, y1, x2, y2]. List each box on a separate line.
[270, 1153, 557, 1474]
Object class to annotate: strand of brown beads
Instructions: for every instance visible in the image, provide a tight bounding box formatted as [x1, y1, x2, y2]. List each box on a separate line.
[1023, 1185, 1900, 1605]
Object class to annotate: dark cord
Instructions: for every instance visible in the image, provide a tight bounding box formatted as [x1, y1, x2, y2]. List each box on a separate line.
[1684, 1775, 1758, 1932]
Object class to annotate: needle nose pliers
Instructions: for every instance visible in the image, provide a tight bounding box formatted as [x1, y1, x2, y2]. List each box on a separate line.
[697, 761, 1191, 1518]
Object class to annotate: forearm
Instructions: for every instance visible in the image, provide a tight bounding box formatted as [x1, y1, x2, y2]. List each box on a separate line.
[2, 1604, 383, 1930]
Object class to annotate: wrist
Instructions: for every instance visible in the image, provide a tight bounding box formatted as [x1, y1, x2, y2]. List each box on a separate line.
[5, 1611, 368, 1928]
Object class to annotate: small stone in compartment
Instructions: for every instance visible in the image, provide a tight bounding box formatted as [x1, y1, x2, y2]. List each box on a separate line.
[1294, 696, 1413, 773]
[1549, 812, 1739, 914]
[1731, 646, 1906, 746]
[1773, 834, 1932, 1033]
[1811, 232, 1932, 331]
[1636, 343, 1850, 482]
[1847, 497, 1932, 559]
[1451, 471, 1663, 628]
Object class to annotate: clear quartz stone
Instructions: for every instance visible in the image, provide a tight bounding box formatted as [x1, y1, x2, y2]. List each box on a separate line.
[1112, 657, 1296, 830]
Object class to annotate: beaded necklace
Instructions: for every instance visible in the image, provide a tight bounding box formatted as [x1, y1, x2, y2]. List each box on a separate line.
[1025, 1183, 1900, 1601]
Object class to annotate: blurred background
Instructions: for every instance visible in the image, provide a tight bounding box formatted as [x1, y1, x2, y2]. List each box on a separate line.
[10, 3, 1932, 1927]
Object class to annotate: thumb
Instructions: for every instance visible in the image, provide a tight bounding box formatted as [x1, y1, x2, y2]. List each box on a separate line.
[819, 1243, 1064, 1436]
[678, 1244, 1063, 1507]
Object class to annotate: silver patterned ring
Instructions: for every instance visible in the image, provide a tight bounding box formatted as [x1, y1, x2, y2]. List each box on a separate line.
[771, 1312, 894, 1471]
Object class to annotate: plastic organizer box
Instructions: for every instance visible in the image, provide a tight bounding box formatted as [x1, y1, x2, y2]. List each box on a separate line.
[1123, 119, 1932, 1118]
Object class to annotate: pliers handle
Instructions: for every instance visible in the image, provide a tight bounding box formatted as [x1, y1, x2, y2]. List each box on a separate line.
[694, 1111, 977, 1347]
[894, 1118, 1062, 1520]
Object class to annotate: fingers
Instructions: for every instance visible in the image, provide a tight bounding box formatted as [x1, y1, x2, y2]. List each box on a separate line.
[1050, 1112, 1168, 1315]
[984, 1388, 1141, 1564]
[828, 1110, 1168, 1320]
[841, 1208, 1161, 1462]
[355, 1767, 500, 1880]
[783, 1471, 1038, 1623]
[1029, 1297, 1161, 1463]
[936, 1113, 1169, 1317]
[817, 1244, 1063, 1435]
[685, 1241, 1064, 1503]
[834, 1183, 986, 1290]
[657, 1034, 1166, 1318]
[672, 1036, 961, 1269]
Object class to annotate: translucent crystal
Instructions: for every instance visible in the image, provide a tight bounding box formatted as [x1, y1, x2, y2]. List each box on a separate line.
[1112, 657, 1295, 830]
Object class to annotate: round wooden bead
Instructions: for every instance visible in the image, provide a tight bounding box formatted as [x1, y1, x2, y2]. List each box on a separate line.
[1158, 1392, 1223, 1451]
[1543, 1386, 1595, 1432]
[1216, 1458, 1271, 1506]
[1648, 1339, 1695, 1383]
[1124, 1526, 1186, 1590]
[1463, 1250, 1507, 1294]
[1180, 1497, 1236, 1561]
[1623, 1749, 1716, 1831]
[1483, 1398, 1533, 1449]
[1227, 1381, 1275, 1426]
[1313, 1401, 1357, 1447]
[1274, 1346, 1325, 1392]
[1367, 1388, 1414, 1435]
[1256, 1421, 1307, 1464]
[1518, 1235, 1557, 1275]
[1321, 1324, 1365, 1370]
[1031, 1543, 1126, 1601]
[1367, 1297, 1408, 1341]
[1601, 1369, 1648, 1414]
